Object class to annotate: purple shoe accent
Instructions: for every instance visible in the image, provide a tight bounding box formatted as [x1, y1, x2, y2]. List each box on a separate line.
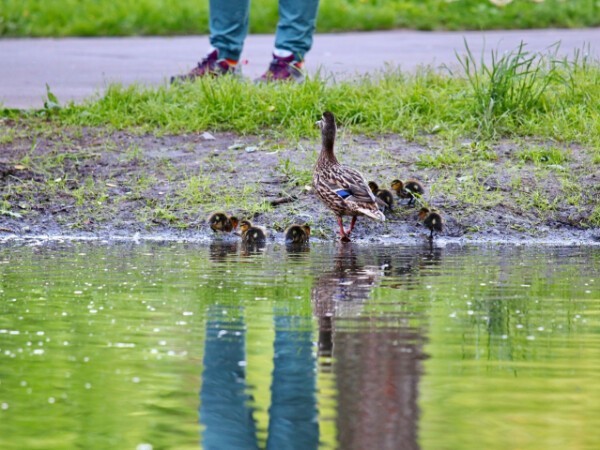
[171, 49, 239, 83]
[256, 53, 304, 83]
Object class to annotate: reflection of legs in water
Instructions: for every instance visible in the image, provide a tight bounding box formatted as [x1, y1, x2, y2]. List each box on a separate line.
[200, 307, 258, 450]
[267, 315, 319, 450]
[318, 316, 333, 371]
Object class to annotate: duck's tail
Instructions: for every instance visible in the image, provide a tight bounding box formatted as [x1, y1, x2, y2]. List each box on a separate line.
[357, 207, 385, 222]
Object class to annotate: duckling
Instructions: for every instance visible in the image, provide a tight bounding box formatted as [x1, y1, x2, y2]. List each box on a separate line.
[239, 220, 267, 244]
[391, 179, 425, 206]
[368, 181, 394, 211]
[284, 224, 311, 244]
[313, 111, 385, 242]
[207, 212, 239, 233]
[418, 207, 443, 239]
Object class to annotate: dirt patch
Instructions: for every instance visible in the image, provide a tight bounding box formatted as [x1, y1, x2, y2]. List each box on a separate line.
[0, 122, 599, 244]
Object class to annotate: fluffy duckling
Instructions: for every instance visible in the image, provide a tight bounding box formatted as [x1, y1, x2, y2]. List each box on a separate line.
[285, 224, 311, 244]
[313, 111, 385, 242]
[368, 181, 394, 211]
[207, 212, 239, 233]
[239, 220, 267, 244]
[391, 179, 425, 206]
[418, 207, 443, 239]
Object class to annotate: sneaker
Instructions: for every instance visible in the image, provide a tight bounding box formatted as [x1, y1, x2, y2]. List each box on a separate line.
[256, 52, 304, 83]
[170, 49, 239, 83]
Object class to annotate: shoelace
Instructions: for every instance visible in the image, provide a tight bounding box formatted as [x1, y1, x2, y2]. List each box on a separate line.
[268, 58, 293, 76]
[197, 54, 217, 70]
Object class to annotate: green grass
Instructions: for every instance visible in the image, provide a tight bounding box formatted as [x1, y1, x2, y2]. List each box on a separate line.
[416, 141, 497, 169]
[7, 44, 598, 146]
[2, 43, 600, 232]
[1, 0, 598, 37]
[516, 146, 570, 165]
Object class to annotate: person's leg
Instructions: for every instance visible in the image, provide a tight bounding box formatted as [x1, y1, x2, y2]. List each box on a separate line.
[171, 0, 249, 82]
[274, 0, 320, 62]
[256, 0, 319, 82]
[209, 0, 251, 62]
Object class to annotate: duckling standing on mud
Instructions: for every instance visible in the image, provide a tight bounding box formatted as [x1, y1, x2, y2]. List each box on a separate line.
[368, 181, 394, 211]
[207, 212, 239, 233]
[284, 224, 311, 244]
[418, 207, 443, 240]
[391, 179, 425, 206]
[239, 220, 267, 244]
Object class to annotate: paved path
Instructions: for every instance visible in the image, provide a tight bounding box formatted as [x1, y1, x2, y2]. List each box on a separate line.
[1, 29, 598, 109]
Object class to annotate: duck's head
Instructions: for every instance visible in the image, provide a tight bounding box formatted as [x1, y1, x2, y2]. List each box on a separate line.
[368, 181, 379, 193]
[239, 220, 252, 233]
[229, 216, 239, 230]
[391, 179, 403, 192]
[316, 111, 336, 136]
[418, 207, 430, 220]
[301, 224, 311, 236]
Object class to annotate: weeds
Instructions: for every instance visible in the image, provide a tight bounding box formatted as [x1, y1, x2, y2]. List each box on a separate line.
[417, 141, 497, 169]
[454, 41, 565, 138]
[588, 206, 600, 227]
[276, 157, 313, 187]
[517, 146, 570, 165]
[5, 43, 595, 147]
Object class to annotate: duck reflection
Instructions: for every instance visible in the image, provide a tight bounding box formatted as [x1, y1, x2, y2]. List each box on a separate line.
[311, 244, 428, 450]
[240, 241, 266, 257]
[208, 241, 239, 263]
[199, 307, 318, 449]
[284, 242, 311, 259]
[374, 244, 443, 290]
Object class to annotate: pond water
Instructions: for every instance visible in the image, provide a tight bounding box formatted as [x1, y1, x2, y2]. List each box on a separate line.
[0, 242, 599, 450]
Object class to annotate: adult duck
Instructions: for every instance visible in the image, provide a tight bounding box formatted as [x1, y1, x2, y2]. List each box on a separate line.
[313, 111, 385, 241]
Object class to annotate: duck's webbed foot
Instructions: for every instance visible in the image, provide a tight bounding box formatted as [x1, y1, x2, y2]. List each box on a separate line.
[337, 217, 351, 242]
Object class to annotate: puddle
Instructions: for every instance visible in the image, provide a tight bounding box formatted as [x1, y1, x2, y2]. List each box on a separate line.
[0, 242, 599, 449]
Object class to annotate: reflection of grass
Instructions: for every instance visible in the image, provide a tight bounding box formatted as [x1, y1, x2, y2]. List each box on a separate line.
[1, 0, 598, 37]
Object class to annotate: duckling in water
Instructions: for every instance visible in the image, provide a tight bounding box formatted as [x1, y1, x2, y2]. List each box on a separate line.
[391, 179, 425, 206]
[239, 220, 267, 244]
[418, 207, 443, 239]
[284, 224, 311, 244]
[207, 212, 239, 233]
[368, 181, 394, 211]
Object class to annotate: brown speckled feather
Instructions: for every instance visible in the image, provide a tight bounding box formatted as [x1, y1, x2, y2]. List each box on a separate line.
[313, 112, 385, 222]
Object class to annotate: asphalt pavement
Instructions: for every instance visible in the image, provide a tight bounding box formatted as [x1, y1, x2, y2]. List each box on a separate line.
[1, 29, 598, 109]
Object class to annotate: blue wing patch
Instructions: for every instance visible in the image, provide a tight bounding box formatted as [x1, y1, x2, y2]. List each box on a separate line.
[335, 189, 352, 199]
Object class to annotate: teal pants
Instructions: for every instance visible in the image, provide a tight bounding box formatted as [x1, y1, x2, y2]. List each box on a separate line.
[209, 0, 320, 61]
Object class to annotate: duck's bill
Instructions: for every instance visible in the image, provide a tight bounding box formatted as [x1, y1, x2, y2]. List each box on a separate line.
[315, 119, 323, 127]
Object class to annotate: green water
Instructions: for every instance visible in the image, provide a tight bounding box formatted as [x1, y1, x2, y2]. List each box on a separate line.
[0, 242, 598, 450]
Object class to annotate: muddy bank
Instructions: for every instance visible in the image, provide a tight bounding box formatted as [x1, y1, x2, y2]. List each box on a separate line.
[1, 122, 599, 244]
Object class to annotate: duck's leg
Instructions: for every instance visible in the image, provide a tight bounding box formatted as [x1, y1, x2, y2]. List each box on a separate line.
[429, 228, 434, 240]
[337, 217, 351, 242]
[346, 216, 357, 235]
